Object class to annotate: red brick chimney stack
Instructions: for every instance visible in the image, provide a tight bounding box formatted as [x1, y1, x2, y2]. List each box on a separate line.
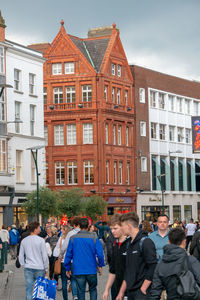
[0, 11, 6, 42]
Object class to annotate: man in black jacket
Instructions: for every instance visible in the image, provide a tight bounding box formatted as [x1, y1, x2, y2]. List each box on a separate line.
[103, 214, 131, 300]
[150, 228, 200, 300]
[116, 212, 157, 300]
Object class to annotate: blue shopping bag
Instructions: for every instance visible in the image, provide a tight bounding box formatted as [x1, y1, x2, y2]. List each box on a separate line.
[32, 276, 56, 300]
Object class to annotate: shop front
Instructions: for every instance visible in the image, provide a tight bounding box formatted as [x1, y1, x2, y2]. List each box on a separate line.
[107, 196, 135, 220]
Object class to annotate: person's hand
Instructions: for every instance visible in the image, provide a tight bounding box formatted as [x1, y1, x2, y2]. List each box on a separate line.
[103, 289, 109, 300]
[140, 286, 147, 295]
[0, 244, 2, 249]
[66, 271, 71, 278]
[97, 267, 102, 276]
[116, 293, 123, 300]
[45, 271, 49, 278]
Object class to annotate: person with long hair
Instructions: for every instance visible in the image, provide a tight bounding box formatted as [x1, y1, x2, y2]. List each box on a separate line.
[53, 225, 71, 300]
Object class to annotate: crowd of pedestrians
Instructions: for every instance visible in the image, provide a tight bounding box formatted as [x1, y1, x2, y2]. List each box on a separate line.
[1, 214, 200, 299]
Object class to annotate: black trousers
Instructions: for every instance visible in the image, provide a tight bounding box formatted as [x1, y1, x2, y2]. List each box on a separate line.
[186, 235, 193, 251]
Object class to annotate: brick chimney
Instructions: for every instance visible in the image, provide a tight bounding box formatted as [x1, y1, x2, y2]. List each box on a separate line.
[0, 11, 6, 42]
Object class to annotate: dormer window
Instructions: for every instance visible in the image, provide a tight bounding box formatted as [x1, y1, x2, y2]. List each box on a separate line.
[65, 62, 75, 74]
[117, 65, 121, 77]
[52, 63, 62, 75]
[112, 64, 116, 75]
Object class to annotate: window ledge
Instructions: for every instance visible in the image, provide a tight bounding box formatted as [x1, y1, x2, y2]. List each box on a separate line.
[29, 94, 38, 98]
[14, 90, 23, 95]
[16, 181, 25, 184]
[84, 183, 94, 185]
[31, 182, 36, 185]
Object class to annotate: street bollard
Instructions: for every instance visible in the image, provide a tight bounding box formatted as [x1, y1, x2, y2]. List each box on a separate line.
[0, 248, 4, 272]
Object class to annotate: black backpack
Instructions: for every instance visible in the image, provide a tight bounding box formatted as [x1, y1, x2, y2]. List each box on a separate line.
[177, 255, 200, 300]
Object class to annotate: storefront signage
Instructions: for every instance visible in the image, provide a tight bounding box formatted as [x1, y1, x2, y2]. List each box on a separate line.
[149, 197, 161, 202]
[192, 116, 200, 153]
[108, 197, 132, 204]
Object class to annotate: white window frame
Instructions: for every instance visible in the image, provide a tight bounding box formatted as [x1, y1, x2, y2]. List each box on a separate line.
[66, 86, 75, 103]
[151, 122, 157, 139]
[106, 161, 109, 184]
[140, 121, 146, 137]
[53, 87, 63, 104]
[126, 127, 129, 146]
[0, 139, 7, 172]
[16, 150, 23, 182]
[159, 124, 166, 140]
[177, 127, 184, 143]
[141, 157, 147, 172]
[118, 125, 122, 145]
[44, 126, 48, 146]
[65, 62, 75, 74]
[67, 161, 77, 185]
[15, 101, 21, 133]
[139, 88, 145, 103]
[52, 63, 62, 75]
[119, 162, 123, 184]
[67, 124, 76, 145]
[113, 124, 116, 145]
[29, 73, 36, 95]
[55, 162, 65, 185]
[30, 105, 35, 136]
[54, 125, 64, 145]
[82, 85, 92, 102]
[105, 124, 109, 144]
[112, 87, 115, 103]
[117, 65, 121, 77]
[43, 87, 47, 104]
[117, 89, 121, 104]
[125, 90, 128, 105]
[185, 128, 191, 144]
[83, 123, 93, 144]
[150, 90, 156, 108]
[193, 101, 199, 116]
[127, 162, 130, 185]
[112, 64, 116, 75]
[185, 99, 191, 114]
[158, 93, 165, 109]
[104, 86, 108, 102]
[169, 125, 175, 141]
[168, 95, 174, 111]
[177, 97, 183, 113]
[84, 161, 94, 184]
[114, 161, 117, 184]
[14, 69, 21, 91]
[0, 90, 5, 121]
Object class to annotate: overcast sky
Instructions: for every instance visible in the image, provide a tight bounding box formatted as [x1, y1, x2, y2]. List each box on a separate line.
[1, 0, 200, 80]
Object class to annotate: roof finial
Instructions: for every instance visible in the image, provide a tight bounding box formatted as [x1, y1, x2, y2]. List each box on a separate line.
[60, 19, 64, 26]
[112, 22, 116, 29]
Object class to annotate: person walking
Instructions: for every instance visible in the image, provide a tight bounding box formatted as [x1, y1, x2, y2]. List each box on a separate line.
[53, 224, 72, 300]
[150, 228, 200, 299]
[149, 214, 169, 261]
[19, 221, 49, 300]
[64, 218, 104, 300]
[103, 214, 130, 300]
[190, 228, 200, 261]
[185, 218, 196, 251]
[9, 224, 19, 259]
[116, 212, 157, 300]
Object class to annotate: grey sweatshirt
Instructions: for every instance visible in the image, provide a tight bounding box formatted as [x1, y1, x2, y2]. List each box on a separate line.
[19, 235, 49, 271]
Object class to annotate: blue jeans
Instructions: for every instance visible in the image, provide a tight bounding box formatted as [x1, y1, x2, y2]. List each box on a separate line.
[24, 268, 45, 300]
[71, 274, 78, 297]
[61, 263, 68, 300]
[75, 274, 97, 300]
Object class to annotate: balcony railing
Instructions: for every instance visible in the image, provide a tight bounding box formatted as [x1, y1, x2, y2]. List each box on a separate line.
[44, 101, 93, 111]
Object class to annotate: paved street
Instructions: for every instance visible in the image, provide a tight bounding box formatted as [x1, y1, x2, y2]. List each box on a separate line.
[0, 256, 109, 300]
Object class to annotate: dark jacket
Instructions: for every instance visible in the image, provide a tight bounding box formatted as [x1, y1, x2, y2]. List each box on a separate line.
[94, 221, 110, 240]
[104, 231, 115, 265]
[150, 244, 200, 300]
[109, 237, 131, 294]
[124, 230, 157, 292]
[190, 231, 200, 260]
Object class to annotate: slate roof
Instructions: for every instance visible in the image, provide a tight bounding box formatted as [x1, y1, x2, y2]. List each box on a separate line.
[69, 35, 110, 72]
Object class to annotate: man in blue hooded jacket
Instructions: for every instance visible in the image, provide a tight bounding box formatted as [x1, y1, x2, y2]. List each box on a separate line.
[9, 225, 19, 259]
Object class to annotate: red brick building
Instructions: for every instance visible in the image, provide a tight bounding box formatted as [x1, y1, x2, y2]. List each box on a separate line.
[30, 21, 136, 217]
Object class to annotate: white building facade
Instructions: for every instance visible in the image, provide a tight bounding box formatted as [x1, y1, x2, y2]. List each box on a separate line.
[0, 13, 45, 226]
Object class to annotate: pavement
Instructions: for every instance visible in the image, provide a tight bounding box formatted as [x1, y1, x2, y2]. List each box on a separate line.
[0, 254, 109, 300]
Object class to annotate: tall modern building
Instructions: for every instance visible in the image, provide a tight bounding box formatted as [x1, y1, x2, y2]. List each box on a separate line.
[29, 21, 136, 218]
[0, 12, 45, 226]
[131, 65, 200, 222]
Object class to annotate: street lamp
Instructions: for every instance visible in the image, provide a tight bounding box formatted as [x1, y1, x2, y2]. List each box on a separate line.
[0, 83, 13, 98]
[26, 145, 44, 221]
[157, 174, 166, 214]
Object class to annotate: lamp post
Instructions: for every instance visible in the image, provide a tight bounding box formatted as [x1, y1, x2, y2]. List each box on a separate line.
[157, 174, 166, 214]
[26, 145, 44, 221]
